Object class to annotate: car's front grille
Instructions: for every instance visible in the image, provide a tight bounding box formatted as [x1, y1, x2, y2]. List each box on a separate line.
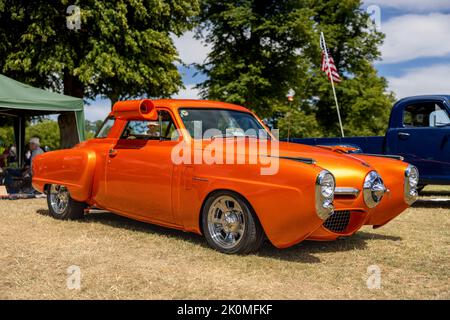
[323, 210, 351, 233]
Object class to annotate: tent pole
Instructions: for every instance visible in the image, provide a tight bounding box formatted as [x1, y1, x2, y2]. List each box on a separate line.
[13, 117, 21, 167]
[17, 116, 24, 168]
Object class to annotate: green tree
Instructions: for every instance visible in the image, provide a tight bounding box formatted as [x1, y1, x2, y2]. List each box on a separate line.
[305, 0, 394, 137]
[84, 119, 103, 139]
[0, 125, 14, 146]
[197, 0, 394, 137]
[195, 0, 316, 118]
[0, 0, 199, 146]
[26, 120, 60, 150]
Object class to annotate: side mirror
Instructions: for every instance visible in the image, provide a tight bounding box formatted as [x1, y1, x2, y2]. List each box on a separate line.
[112, 99, 158, 121]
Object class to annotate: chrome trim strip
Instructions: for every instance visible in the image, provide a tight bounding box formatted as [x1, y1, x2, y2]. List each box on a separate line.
[193, 177, 209, 182]
[335, 187, 360, 197]
[277, 156, 317, 165]
[358, 153, 404, 161]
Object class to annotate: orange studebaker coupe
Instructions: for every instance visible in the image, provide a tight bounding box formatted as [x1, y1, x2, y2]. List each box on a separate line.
[32, 99, 419, 254]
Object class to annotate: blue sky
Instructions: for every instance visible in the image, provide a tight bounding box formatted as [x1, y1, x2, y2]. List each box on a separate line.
[85, 0, 450, 121]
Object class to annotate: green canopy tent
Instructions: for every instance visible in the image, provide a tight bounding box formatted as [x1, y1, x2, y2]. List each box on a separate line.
[0, 74, 85, 167]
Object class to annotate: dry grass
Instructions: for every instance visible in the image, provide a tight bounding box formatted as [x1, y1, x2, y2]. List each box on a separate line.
[0, 186, 449, 300]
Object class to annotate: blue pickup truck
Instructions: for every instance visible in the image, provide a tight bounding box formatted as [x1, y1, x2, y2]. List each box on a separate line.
[289, 95, 450, 188]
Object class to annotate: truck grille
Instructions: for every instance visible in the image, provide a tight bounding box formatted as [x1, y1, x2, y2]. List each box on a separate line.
[323, 210, 351, 233]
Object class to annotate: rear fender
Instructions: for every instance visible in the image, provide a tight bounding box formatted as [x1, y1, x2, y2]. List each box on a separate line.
[32, 149, 96, 202]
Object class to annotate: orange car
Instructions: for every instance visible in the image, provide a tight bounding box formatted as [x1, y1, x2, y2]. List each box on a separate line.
[32, 99, 419, 254]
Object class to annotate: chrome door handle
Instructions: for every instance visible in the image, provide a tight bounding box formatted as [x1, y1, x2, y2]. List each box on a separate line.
[398, 132, 410, 139]
[108, 149, 118, 157]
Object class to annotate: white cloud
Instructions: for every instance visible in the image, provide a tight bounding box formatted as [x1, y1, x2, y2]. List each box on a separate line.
[387, 64, 450, 98]
[172, 31, 211, 65]
[171, 84, 201, 100]
[364, 0, 450, 11]
[84, 99, 111, 121]
[379, 13, 450, 63]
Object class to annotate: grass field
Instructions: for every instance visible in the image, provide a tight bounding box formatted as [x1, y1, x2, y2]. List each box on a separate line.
[0, 186, 449, 300]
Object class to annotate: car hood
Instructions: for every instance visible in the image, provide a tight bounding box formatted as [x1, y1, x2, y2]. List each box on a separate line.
[198, 138, 373, 186]
[276, 141, 373, 183]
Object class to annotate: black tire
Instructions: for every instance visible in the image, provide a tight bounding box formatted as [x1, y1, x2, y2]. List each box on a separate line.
[46, 184, 86, 220]
[202, 191, 264, 254]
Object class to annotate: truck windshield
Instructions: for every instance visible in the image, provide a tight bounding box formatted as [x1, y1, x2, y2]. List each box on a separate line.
[95, 117, 115, 138]
[178, 108, 269, 139]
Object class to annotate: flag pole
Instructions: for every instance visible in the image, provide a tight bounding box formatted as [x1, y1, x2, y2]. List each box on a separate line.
[321, 32, 344, 137]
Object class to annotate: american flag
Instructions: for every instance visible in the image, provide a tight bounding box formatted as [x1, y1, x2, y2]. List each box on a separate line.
[320, 34, 341, 83]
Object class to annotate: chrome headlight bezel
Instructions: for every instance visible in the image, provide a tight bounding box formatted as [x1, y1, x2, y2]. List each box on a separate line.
[404, 165, 419, 205]
[315, 170, 335, 220]
[363, 171, 386, 208]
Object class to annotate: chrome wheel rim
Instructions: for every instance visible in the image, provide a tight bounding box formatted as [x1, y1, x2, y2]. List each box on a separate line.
[49, 185, 69, 215]
[207, 195, 246, 249]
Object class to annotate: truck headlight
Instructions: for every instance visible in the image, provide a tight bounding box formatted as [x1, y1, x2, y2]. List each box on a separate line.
[363, 171, 386, 208]
[315, 171, 335, 220]
[404, 165, 419, 205]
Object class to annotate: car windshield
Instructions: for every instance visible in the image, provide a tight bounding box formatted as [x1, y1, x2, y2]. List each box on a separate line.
[95, 116, 115, 138]
[178, 108, 269, 139]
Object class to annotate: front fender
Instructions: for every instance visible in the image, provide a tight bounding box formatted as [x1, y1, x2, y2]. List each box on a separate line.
[351, 154, 410, 226]
[32, 149, 97, 202]
[177, 160, 327, 249]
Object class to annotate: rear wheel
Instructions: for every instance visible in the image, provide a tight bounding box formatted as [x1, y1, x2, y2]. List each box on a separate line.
[47, 184, 86, 220]
[202, 191, 264, 254]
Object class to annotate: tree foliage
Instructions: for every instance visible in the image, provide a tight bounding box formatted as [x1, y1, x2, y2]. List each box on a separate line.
[196, 0, 316, 118]
[26, 120, 61, 150]
[0, 119, 61, 150]
[0, 0, 200, 102]
[197, 0, 394, 137]
[85, 119, 104, 139]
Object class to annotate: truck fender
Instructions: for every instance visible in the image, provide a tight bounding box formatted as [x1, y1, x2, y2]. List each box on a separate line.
[32, 149, 97, 202]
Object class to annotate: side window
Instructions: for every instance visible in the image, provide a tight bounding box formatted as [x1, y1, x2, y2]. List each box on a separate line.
[429, 108, 450, 127]
[96, 117, 115, 138]
[403, 103, 449, 128]
[159, 110, 179, 140]
[121, 110, 179, 140]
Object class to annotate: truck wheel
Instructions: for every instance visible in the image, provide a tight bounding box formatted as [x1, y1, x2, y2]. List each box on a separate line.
[202, 191, 264, 254]
[47, 184, 86, 220]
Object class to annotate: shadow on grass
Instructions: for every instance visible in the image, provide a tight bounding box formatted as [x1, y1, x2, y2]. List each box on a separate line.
[36, 208, 403, 263]
[420, 190, 450, 197]
[36, 209, 51, 217]
[413, 199, 450, 208]
[256, 231, 402, 262]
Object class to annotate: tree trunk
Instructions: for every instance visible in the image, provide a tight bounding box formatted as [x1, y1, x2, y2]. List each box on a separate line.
[58, 112, 79, 149]
[60, 71, 84, 149]
[109, 92, 119, 111]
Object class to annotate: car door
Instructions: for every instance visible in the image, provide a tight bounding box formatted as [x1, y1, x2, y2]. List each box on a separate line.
[104, 109, 181, 224]
[388, 100, 450, 181]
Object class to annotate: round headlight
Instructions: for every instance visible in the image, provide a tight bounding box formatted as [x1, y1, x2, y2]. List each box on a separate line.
[406, 165, 419, 188]
[315, 171, 335, 220]
[363, 171, 386, 208]
[320, 173, 335, 198]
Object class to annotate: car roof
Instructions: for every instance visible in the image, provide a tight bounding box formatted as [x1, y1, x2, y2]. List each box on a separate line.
[151, 99, 252, 113]
[397, 95, 450, 105]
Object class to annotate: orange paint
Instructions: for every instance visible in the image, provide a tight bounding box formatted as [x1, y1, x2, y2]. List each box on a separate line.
[32, 99, 414, 248]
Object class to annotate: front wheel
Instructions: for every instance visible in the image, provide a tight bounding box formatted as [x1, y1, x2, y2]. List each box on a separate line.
[202, 191, 264, 254]
[47, 184, 86, 220]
